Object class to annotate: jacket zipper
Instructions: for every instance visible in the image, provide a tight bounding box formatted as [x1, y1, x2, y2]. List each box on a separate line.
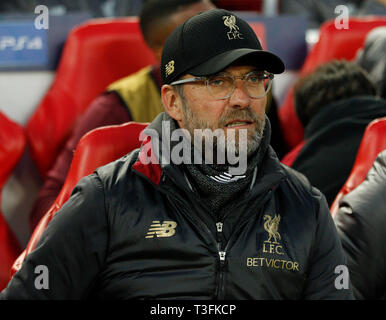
[216, 222, 226, 300]
[162, 180, 278, 300]
[216, 222, 223, 250]
[214, 188, 276, 299]
[166, 191, 229, 300]
[212, 219, 228, 301]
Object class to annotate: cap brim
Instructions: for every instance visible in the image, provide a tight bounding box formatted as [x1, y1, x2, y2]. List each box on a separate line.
[187, 48, 285, 76]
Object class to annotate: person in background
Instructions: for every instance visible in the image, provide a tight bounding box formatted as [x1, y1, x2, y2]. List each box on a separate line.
[334, 150, 386, 300]
[29, 0, 216, 230]
[356, 26, 386, 99]
[289, 60, 386, 205]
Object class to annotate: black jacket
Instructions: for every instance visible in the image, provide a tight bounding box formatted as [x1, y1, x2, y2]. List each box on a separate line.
[334, 150, 386, 300]
[292, 96, 386, 205]
[1, 113, 353, 300]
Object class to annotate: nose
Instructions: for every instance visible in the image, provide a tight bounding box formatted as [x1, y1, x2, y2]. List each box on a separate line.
[228, 79, 250, 109]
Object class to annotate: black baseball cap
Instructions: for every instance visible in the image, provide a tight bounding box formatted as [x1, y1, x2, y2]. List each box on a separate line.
[161, 9, 285, 84]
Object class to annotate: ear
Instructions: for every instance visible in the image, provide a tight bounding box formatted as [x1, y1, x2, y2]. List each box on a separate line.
[161, 85, 183, 122]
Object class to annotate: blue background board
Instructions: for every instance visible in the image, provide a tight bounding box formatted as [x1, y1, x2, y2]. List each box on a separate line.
[237, 12, 308, 70]
[0, 12, 91, 70]
[0, 22, 47, 67]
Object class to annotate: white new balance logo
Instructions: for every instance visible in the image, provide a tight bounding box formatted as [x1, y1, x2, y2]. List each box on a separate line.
[145, 220, 177, 238]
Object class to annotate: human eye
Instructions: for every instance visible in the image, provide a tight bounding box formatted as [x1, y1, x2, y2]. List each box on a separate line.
[247, 71, 264, 83]
[208, 75, 227, 87]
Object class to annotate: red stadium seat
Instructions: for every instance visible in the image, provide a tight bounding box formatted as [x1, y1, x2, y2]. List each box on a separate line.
[11, 122, 148, 277]
[0, 112, 25, 290]
[278, 17, 386, 149]
[26, 17, 157, 178]
[330, 117, 386, 216]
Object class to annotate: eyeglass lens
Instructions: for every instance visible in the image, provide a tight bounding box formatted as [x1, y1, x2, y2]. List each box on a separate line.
[206, 72, 272, 100]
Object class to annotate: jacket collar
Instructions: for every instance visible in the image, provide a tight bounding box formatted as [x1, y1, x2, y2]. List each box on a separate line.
[132, 112, 286, 195]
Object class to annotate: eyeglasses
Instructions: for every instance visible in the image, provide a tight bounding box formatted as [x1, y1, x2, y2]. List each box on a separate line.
[170, 70, 274, 100]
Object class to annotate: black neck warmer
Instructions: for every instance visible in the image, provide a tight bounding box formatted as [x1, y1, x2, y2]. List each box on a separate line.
[184, 118, 271, 216]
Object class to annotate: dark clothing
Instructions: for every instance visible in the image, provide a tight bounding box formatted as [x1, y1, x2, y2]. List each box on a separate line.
[291, 96, 386, 205]
[334, 150, 386, 300]
[1, 113, 353, 300]
[267, 96, 289, 159]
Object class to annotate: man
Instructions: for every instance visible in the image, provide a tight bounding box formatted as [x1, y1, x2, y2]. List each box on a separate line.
[287, 60, 386, 205]
[29, 0, 215, 229]
[1, 9, 353, 299]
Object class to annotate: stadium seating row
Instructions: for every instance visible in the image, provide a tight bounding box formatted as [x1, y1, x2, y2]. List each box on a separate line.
[1, 16, 386, 290]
